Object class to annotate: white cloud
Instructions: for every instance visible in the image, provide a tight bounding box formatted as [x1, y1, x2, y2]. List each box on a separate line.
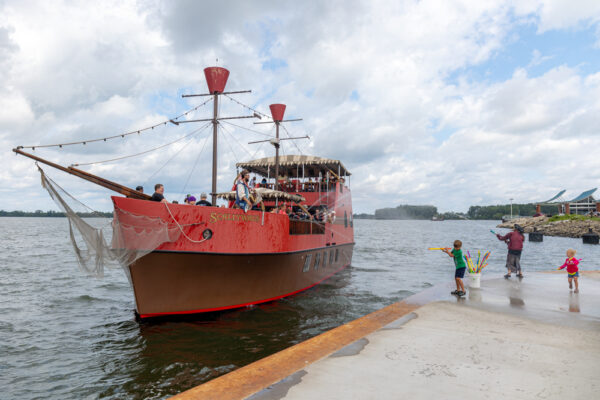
[1, 0, 600, 214]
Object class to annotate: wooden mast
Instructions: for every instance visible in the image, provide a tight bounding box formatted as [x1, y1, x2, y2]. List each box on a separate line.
[180, 67, 256, 205]
[212, 92, 219, 206]
[252, 104, 305, 192]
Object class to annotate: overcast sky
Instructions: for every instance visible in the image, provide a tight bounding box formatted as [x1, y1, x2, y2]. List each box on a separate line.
[1, 0, 600, 213]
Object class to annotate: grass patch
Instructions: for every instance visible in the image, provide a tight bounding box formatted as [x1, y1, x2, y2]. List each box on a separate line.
[547, 214, 600, 223]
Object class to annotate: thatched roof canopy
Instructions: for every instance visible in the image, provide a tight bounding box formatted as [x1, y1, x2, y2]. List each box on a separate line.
[236, 155, 351, 177]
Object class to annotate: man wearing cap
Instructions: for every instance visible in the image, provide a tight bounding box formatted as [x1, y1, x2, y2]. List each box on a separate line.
[196, 193, 212, 206]
[496, 224, 525, 279]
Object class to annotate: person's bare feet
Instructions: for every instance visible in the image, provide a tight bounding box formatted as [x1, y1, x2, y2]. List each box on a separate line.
[574, 289, 579, 293]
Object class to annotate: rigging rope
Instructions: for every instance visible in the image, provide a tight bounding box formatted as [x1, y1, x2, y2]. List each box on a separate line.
[281, 124, 305, 155]
[223, 94, 271, 119]
[39, 165, 101, 214]
[219, 122, 253, 159]
[179, 130, 211, 198]
[163, 203, 209, 244]
[219, 123, 239, 164]
[143, 127, 205, 187]
[18, 97, 214, 150]
[221, 120, 274, 137]
[250, 141, 266, 160]
[70, 122, 212, 167]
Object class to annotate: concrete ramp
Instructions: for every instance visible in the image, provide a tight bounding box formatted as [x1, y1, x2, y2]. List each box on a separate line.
[171, 273, 600, 400]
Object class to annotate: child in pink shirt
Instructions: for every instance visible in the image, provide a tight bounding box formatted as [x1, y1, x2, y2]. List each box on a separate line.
[558, 249, 581, 293]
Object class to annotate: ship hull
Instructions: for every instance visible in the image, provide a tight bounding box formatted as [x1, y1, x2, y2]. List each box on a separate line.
[130, 243, 354, 318]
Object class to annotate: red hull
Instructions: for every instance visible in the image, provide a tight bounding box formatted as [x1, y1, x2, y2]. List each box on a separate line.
[129, 245, 353, 318]
[112, 184, 354, 317]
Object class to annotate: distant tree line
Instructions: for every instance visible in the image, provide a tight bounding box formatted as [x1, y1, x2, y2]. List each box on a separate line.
[374, 205, 438, 220]
[466, 204, 556, 220]
[0, 210, 113, 218]
[354, 203, 559, 221]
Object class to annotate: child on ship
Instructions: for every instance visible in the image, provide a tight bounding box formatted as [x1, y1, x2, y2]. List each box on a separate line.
[558, 249, 581, 293]
[443, 240, 466, 297]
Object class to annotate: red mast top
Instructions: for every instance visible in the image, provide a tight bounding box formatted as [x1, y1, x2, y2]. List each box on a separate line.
[204, 67, 230, 94]
[269, 104, 286, 122]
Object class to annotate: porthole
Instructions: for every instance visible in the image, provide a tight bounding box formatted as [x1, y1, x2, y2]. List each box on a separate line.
[202, 229, 213, 240]
[303, 254, 312, 272]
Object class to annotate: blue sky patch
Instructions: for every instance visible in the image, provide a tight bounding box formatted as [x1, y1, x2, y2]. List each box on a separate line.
[445, 21, 600, 86]
[261, 57, 288, 70]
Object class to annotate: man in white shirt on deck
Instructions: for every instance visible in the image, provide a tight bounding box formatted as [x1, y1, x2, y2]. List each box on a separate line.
[235, 170, 253, 212]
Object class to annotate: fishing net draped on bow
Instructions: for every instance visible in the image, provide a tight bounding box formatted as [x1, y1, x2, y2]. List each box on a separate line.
[39, 166, 180, 278]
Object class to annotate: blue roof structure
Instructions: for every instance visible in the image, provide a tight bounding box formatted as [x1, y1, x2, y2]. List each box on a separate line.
[540, 190, 566, 204]
[568, 188, 597, 202]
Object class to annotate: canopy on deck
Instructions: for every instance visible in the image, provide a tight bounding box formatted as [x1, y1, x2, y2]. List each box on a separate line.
[215, 187, 306, 203]
[236, 155, 351, 178]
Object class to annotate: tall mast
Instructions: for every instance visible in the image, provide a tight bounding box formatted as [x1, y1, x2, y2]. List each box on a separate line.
[212, 92, 219, 205]
[181, 67, 256, 205]
[252, 104, 306, 191]
[274, 120, 280, 187]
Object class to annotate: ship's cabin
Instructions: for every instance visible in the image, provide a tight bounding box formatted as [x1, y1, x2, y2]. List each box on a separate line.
[236, 155, 350, 193]
[233, 155, 351, 222]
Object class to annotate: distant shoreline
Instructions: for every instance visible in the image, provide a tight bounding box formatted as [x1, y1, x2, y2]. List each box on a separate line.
[0, 210, 113, 218]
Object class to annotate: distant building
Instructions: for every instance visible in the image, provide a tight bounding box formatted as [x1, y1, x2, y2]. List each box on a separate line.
[565, 188, 597, 215]
[536, 188, 599, 215]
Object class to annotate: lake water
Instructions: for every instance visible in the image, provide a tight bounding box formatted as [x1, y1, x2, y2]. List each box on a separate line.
[2, 218, 599, 399]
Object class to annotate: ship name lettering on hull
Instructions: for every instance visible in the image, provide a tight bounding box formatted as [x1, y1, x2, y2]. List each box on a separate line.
[209, 212, 260, 224]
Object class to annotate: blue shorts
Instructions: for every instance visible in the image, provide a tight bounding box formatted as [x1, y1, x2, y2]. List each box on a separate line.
[455, 267, 466, 279]
[568, 272, 579, 278]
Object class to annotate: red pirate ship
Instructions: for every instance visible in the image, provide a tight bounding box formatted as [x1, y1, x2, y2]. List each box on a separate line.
[14, 67, 354, 318]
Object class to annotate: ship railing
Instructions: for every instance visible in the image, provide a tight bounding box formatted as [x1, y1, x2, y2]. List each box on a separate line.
[289, 219, 326, 235]
[257, 182, 336, 193]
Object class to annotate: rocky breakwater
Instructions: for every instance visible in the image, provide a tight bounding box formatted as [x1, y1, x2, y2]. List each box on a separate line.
[497, 216, 600, 238]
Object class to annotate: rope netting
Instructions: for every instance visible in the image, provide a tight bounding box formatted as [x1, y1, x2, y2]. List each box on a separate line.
[39, 166, 180, 278]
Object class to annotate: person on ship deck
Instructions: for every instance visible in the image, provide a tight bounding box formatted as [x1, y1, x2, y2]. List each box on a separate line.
[195, 193, 212, 206]
[184, 195, 196, 205]
[235, 170, 253, 212]
[150, 184, 168, 203]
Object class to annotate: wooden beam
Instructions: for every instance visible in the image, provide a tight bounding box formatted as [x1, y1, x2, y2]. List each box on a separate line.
[13, 148, 150, 200]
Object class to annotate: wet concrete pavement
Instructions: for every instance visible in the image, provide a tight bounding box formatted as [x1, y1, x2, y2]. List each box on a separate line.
[407, 272, 600, 331]
[171, 272, 600, 400]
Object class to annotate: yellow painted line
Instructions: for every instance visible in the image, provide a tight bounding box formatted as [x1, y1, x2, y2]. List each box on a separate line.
[169, 301, 419, 400]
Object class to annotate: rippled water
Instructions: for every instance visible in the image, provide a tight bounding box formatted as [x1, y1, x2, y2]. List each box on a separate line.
[2, 217, 599, 399]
